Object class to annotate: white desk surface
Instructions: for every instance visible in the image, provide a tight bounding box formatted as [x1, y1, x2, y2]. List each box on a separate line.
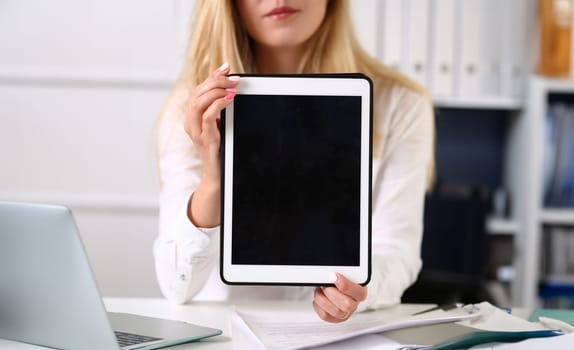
[0, 298, 540, 350]
[0, 298, 435, 350]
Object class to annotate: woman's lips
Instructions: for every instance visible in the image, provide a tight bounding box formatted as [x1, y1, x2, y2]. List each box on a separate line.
[264, 6, 299, 20]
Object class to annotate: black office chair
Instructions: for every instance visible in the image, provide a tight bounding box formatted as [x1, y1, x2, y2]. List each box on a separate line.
[402, 185, 497, 305]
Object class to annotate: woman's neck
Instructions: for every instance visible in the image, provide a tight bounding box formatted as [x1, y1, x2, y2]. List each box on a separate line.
[254, 44, 305, 74]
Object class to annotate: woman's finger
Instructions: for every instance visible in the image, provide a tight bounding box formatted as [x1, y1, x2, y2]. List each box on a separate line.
[193, 75, 239, 100]
[190, 88, 230, 119]
[202, 93, 235, 124]
[191, 67, 239, 100]
[312, 298, 346, 323]
[333, 273, 368, 302]
[201, 94, 235, 141]
[321, 286, 357, 317]
[313, 288, 348, 320]
[186, 78, 238, 142]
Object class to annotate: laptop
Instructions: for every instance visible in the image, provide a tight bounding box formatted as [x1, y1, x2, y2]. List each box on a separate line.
[0, 201, 222, 350]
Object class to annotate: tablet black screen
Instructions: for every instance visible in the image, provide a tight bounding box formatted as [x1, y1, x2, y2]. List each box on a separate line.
[230, 94, 361, 266]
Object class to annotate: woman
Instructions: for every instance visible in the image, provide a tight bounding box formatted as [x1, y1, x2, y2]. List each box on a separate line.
[154, 0, 434, 323]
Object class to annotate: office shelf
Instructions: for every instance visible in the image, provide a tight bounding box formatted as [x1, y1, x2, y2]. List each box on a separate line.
[507, 76, 574, 307]
[433, 96, 524, 110]
[540, 209, 574, 225]
[486, 217, 520, 235]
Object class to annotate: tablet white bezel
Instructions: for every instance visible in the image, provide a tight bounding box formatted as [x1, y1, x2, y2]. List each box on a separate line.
[221, 75, 371, 285]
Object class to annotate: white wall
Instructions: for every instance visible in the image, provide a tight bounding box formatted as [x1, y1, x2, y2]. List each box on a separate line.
[0, 0, 191, 297]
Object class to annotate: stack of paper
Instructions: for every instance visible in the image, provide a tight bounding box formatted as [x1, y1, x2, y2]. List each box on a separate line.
[234, 302, 565, 350]
[234, 304, 480, 350]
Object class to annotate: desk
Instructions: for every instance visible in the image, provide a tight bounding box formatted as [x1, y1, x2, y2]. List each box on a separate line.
[0, 298, 235, 350]
[0, 299, 534, 350]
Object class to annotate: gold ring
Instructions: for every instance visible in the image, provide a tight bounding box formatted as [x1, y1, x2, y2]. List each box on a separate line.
[340, 311, 350, 320]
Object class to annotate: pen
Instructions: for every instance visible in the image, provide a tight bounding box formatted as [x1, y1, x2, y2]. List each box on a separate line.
[412, 303, 459, 315]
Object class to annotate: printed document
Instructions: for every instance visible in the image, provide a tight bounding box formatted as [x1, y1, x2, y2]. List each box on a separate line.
[235, 304, 480, 350]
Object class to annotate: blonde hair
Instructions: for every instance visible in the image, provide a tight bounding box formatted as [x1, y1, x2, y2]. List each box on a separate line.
[168, 0, 434, 187]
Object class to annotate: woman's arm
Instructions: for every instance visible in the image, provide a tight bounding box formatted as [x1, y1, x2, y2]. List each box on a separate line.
[153, 88, 219, 304]
[153, 66, 239, 304]
[361, 86, 434, 310]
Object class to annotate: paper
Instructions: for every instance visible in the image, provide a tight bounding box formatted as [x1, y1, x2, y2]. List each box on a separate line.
[236, 306, 481, 350]
[312, 334, 403, 350]
[458, 302, 547, 332]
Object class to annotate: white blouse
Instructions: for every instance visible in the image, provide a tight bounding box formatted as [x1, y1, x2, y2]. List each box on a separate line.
[153, 78, 434, 310]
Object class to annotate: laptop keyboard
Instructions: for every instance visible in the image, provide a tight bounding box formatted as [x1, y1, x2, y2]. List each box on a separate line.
[114, 331, 162, 347]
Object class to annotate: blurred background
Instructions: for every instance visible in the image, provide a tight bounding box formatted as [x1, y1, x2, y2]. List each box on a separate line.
[1, 0, 574, 309]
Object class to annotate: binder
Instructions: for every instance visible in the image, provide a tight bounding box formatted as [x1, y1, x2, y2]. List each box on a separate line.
[546, 103, 574, 207]
[546, 227, 574, 278]
[483, 0, 503, 96]
[386, 302, 563, 350]
[379, 0, 403, 71]
[456, 0, 501, 98]
[543, 104, 559, 205]
[509, 0, 530, 98]
[429, 0, 455, 97]
[457, 0, 482, 97]
[404, 0, 430, 85]
[499, 0, 515, 98]
[389, 328, 561, 350]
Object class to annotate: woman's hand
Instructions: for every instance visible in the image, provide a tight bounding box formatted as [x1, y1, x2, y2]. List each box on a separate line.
[184, 62, 239, 181]
[183, 62, 239, 227]
[313, 273, 368, 323]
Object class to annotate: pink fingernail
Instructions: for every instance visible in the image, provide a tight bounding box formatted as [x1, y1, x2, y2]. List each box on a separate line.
[224, 92, 235, 100]
[217, 62, 230, 72]
[228, 76, 240, 81]
[330, 272, 338, 283]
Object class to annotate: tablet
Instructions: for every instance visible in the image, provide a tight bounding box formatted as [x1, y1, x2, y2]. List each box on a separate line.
[220, 74, 372, 286]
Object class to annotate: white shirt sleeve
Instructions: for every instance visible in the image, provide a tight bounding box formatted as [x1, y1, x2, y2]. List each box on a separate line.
[358, 85, 434, 311]
[152, 88, 221, 304]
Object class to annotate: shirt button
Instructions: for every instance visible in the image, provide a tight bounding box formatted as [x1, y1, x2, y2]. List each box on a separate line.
[179, 274, 187, 281]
